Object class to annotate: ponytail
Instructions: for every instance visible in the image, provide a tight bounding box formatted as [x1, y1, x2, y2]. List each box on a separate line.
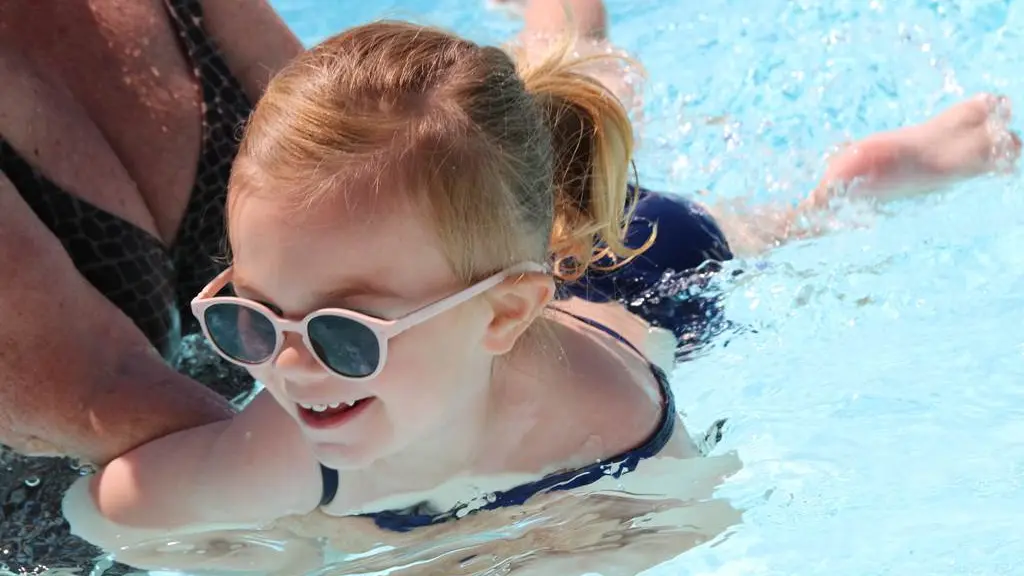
[516, 36, 652, 281]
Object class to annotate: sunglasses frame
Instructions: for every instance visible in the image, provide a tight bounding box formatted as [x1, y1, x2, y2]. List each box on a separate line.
[190, 262, 547, 380]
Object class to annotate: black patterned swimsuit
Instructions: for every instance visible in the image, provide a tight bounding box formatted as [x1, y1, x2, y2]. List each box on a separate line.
[0, 0, 253, 393]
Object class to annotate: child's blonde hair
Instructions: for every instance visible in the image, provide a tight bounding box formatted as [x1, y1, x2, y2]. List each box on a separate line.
[231, 21, 650, 282]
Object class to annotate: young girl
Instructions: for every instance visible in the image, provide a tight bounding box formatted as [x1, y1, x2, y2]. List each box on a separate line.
[62, 17, 1018, 575]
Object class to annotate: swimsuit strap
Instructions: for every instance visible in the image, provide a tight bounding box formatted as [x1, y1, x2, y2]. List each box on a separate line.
[320, 464, 339, 507]
[162, 0, 254, 332]
[546, 306, 648, 358]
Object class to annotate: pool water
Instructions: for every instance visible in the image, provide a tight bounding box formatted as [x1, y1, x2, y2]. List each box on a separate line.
[272, 0, 1024, 574]
[2, 0, 1020, 574]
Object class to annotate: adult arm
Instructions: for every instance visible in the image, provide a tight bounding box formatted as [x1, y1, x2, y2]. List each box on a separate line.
[0, 171, 234, 464]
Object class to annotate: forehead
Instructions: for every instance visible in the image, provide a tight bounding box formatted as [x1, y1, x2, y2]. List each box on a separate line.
[226, 188, 453, 312]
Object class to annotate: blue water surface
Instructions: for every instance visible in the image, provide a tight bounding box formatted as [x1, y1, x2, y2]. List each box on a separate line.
[270, 0, 1024, 574]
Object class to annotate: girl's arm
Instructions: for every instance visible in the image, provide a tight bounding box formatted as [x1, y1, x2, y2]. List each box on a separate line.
[62, 390, 323, 550]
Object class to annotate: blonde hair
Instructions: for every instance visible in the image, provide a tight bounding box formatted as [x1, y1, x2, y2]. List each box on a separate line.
[231, 21, 651, 282]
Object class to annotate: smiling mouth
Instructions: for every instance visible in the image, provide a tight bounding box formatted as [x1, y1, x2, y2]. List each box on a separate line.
[296, 398, 374, 427]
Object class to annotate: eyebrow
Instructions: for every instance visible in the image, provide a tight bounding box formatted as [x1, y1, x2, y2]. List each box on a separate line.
[226, 278, 281, 312]
[313, 281, 400, 303]
[230, 275, 400, 310]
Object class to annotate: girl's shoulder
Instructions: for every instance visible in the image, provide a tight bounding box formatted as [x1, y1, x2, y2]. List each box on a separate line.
[539, 305, 698, 462]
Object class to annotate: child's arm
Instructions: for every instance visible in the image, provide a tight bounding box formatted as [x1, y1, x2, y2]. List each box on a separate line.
[62, 390, 323, 550]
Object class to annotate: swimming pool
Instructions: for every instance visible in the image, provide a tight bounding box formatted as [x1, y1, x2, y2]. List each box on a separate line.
[274, 0, 1024, 574]
[2, 0, 1020, 574]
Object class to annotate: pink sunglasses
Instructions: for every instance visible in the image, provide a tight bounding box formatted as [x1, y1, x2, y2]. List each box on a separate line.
[191, 262, 547, 380]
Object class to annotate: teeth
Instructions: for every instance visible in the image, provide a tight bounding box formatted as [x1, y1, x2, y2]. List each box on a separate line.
[298, 401, 356, 411]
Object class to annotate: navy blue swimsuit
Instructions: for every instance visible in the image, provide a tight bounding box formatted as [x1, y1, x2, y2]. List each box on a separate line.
[319, 185, 733, 533]
[561, 185, 734, 349]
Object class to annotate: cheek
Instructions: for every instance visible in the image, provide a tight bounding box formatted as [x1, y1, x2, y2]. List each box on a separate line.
[246, 364, 280, 390]
[371, 309, 486, 398]
[246, 367, 295, 412]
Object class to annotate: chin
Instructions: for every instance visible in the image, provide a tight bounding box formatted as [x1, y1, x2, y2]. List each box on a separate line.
[311, 439, 388, 470]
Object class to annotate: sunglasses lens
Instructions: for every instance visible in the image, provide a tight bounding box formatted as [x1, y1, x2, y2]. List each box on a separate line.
[203, 303, 277, 364]
[307, 315, 381, 378]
